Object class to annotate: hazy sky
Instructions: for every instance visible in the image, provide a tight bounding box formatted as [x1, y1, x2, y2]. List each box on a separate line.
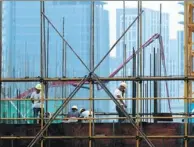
[104, 1, 183, 56]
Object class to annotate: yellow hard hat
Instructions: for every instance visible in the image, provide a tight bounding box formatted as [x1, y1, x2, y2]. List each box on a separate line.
[35, 84, 42, 90]
[120, 82, 127, 88]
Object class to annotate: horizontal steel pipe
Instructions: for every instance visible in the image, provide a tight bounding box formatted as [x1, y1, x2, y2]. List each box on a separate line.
[0, 76, 194, 82]
[1, 97, 193, 101]
[1, 136, 194, 139]
[0, 116, 193, 120]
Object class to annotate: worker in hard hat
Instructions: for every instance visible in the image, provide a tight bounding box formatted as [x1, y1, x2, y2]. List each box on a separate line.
[114, 82, 127, 123]
[79, 108, 94, 123]
[67, 105, 80, 122]
[30, 83, 44, 124]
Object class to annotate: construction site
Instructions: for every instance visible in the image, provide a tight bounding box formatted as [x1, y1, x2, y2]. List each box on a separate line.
[0, 0, 194, 147]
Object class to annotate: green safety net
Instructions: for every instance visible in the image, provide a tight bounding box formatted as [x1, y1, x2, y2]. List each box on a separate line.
[0, 99, 65, 124]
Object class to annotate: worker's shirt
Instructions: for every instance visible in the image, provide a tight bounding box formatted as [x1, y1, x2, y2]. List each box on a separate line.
[80, 110, 93, 118]
[67, 111, 80, 118]
[114, 88, 123, 106]
[30, 91, 44, 108]
[80, 110, 95, 122]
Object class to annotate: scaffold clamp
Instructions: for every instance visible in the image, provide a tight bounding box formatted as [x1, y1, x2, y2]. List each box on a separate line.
[184, 136, 188, 140]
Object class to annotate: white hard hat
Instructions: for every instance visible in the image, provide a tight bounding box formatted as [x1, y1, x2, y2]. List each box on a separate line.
[35, 84, 42, 90]
[79, 108, 85, 112]
[120, 82, 127, 88]
[72, 105, 78, 109]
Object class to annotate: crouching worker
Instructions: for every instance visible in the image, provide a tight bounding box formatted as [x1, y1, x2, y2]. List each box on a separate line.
[79, 108, 94, 123]
[67, 105, 80, 123]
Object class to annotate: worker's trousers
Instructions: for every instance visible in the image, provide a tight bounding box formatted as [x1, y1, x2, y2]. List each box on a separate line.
[116, 106, 125, 123]
[33, 108, 44, 124]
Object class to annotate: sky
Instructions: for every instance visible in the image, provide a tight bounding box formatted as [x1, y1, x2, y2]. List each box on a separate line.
[104, 1, 183, 56]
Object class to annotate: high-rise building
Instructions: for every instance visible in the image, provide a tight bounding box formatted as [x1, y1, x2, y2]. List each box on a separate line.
[2, 1, 110, 121]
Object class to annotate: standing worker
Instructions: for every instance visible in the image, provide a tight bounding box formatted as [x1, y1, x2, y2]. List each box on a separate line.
[30, 83, 44, 124]
[114, 82, 127, 123]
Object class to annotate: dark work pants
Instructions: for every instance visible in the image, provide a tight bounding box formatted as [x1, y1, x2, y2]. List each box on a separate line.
[33, 108, 44, 124]
[116, 106, 125, 123]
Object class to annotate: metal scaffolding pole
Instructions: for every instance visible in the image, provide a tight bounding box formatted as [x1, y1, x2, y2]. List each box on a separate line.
[40, 2, 45, 147]
[0, 76, 194, 82]
[158, 3, 162, 113]
[184, 1, 189, 147]
[0, 0, 2, 124]
[4, 135, 194, 140]
[1, 76, 193, 82]
[153, 47, 158, 123]
[1, 97, 193, 101]
[62, 16, 67, 114]
[45, 18, 49, 114]
[90, 1, 95, 147]
[132, 48, 136, 121]
[123, 0, 126, 78]
[123, 0, 127, 112]
[1, 115, 194, 120]
[137, 1, 142, 146]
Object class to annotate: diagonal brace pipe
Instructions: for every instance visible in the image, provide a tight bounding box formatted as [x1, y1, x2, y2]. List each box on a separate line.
[27, 75, 88, 147]
[92, 73, 155, 147]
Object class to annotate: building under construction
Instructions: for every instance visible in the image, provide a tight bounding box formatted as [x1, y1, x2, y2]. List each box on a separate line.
[0, 0, 194, 147]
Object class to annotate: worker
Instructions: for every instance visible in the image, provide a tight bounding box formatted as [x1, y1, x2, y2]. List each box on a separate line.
[30, 83, 44, 124]
[67, 105, 80, 122]
[79, 108, 93, 122]
[114, 82, 127, 123]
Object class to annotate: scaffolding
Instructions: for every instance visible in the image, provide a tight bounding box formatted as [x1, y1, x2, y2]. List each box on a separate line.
[0, 0, 194, 147]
